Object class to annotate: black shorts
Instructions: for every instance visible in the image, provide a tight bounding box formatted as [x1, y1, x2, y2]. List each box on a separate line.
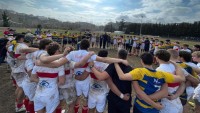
[107, 94, 131, 113]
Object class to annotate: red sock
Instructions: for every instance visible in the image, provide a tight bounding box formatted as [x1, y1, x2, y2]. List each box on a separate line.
[12, 78, 16, 85]
[74, 104, 79, 113]
[56, 107, 62, 113]
[17, 103, 23, 108]
[82, 105, 88, 113]
[24, 98, 29, 111]
[29, 103, 35, 113]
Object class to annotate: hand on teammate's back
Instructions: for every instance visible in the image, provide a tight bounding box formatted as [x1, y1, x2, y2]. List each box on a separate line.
[122, 93, 130, 101]
[154, 102, 163, 110]
[89, 61, 94, 66]
[35, 60, 42, 66]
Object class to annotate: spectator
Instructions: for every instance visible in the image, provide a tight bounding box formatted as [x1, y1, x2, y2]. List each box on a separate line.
[103, 33, 108, 49]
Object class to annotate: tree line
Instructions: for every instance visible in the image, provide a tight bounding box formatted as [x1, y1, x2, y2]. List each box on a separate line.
[104, 20, 200, 39]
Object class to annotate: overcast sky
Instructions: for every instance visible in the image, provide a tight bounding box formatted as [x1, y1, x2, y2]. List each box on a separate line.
[0, 0, 200, 25]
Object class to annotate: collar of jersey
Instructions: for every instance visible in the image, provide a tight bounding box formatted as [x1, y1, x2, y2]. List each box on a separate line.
[144, 67, 156, 72]
[78, 49, 88, 52]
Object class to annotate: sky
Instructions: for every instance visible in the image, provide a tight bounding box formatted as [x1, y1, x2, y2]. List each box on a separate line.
[0, 0, 200, 25]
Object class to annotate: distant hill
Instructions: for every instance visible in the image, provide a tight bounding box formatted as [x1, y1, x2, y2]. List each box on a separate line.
[0, 9, 104, 31]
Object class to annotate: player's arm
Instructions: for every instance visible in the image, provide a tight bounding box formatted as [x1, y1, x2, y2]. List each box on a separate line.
[40, 54, 65, 64]
[75, 70, 90, 81]
[170, 61, 186, 82]
[192, 67, 200, 74]
[96, 56, 128, 65]
[73, 52, 95, 68]
[133, 81, 163, 110]
[168, 82, 185, 100]
[39, 47, 72, 64]
[58, 75, 66, 86]
[20, 47, 38, 53]
[30, 67, 39, 83]
[30, 74, 39, 83]
[88, 62, 109, 80]
[105, 77, 130, 101]
[90, 66, 109, 80]
[114, 63, 133, 81]
[186, 74, 200, 86]
[17, 54, 27, 60]
[36, 57, 68, 68]
[149, 83, 168, 100]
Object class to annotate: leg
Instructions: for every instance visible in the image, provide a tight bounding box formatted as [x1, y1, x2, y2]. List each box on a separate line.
[74, 96, 81, 113]
[68, 101, 75, 113]
[37, 108, 45, 113]
[89, 108, 95, 113]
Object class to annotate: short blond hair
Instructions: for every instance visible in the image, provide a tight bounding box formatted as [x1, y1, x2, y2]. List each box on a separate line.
[167, 49, 179, 59]
[192, 51, 200, 58]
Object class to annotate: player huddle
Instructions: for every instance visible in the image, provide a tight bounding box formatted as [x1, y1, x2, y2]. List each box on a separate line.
[5, 33, 200, 113]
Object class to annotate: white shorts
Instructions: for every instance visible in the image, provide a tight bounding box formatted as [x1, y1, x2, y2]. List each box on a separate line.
[160, 98, 183, 113]
[75, 80, 90, 97]
[34, 93, 59, 113]
[59, 87, 77, 104]
[193, 84, 200, 103]
[12, 72, 27, 87]
[22, 77, 37, 101]
[88, 92, 107, 112]
[186, 86, 194, 100]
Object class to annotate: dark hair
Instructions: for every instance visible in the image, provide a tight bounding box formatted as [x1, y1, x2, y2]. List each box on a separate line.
[39, 39, 52, 50]
[194, 44, 200, 50]
[140, 52, 153, 65]
[155, 50, 171, 62]
[80, 39, 90, 50]
[98, 50, 108, 57]
[30, 43, 39, 48]
[179, 51, 192, 62]
[118, 49, 127, 60]
[15, 34, 25, 42]
[183, 44, 189, 47]
[47, 43, 60, 56]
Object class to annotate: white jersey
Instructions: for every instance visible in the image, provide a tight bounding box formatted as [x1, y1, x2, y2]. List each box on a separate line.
[25, 53, 34, 72]
[113, 38, 117, 45]
[156, 63, 177, 93]
[140, 39, 145, 49]
[86, 61, 109, 95]
[180, 49, 191, 53]
[32, 50, 47, 63]
[46, 33, 52, 40]
[59, 61, 76, 88]
[185, 62, 199, 68]
[32, 65, 64, 96]
[91, 36, 96, 42]
[6, 45, 14, 67]
[13, 43, 28, 73]
[197, 63, 200, 68]
[66, 50, 97, 82]
[157, 63, 183, 113]
[173, 46, 180, 51]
